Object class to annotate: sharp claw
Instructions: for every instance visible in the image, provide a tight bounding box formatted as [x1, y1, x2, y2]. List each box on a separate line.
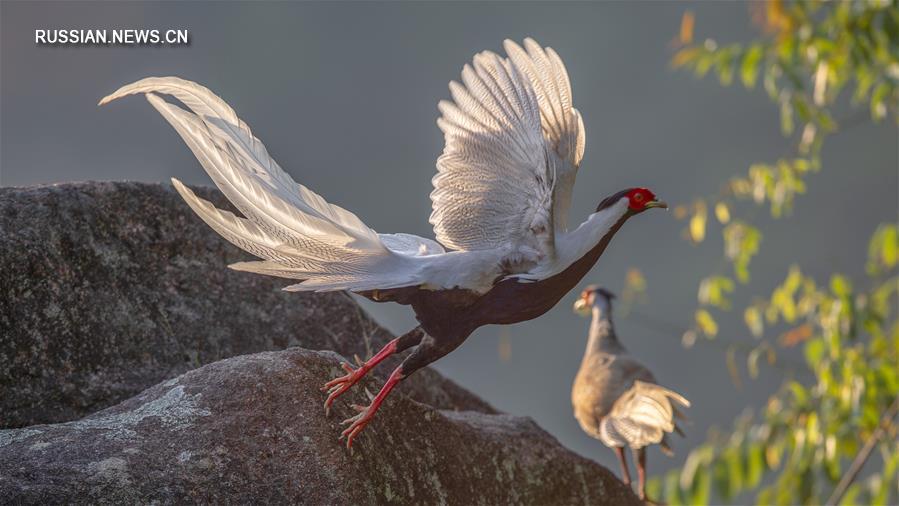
[354, 354, 363, 367]
[343, 420, 368, 450]
[341, 412, 362, 426]
[324, 375, 346, 389]
[321, 356, 381, 421]
[346, 426, 362, 449]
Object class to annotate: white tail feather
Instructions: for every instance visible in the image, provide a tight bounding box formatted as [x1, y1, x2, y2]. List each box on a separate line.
[102, 77, 439, 292]
[600, 380, 691, 450]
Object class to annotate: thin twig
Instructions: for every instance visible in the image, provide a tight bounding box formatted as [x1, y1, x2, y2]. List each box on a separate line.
[824, 395, 899, 506]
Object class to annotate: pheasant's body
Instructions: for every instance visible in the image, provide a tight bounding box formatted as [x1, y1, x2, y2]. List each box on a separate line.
[102, 38, 668, 449]
[573, 350, 655, 440]
[571, 287, 690, 500]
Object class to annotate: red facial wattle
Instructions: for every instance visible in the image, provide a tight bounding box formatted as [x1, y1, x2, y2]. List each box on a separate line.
[626, 188, 657, 210]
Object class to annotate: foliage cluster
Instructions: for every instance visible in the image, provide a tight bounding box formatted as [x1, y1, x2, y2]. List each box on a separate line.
[644, 2, 899, 504]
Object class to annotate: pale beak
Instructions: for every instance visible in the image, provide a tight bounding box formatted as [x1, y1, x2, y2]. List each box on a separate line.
[573, 296, 591, 316]
[645, 199, 668, 209]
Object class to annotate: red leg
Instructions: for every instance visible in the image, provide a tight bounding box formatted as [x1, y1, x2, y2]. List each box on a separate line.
[614, 446, 632, 488]
[340, 366, 404, 448]
[322, 338, 398, 413]
[321, 327, 423, 413]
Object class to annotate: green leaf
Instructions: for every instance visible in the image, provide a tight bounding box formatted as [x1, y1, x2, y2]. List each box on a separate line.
[780, 96, 795, 135]
[726, 448, 745, 495]
[745, 305, 765, 337]
[664, 469, 685, 505]
[838, 483, 863, 506]
[724, 221, 763, 283]
[867, 224, 899, 275]
[691, 465, 711, 505]
[741, 44, 764, 88]
[831, 274, 853, 298]
[699, 276, 735, 309]
[713, 460, 732, 501]
[696, 309, 719, 337]
[884, 226, 899, 267]
[716, 48, 736, 85]
[788, 381, 809, 406]
[871, 82, 890, 120]
[746, 443, 766, 488]
[804, 338, 826, 368]
[646, 476, 663, 503]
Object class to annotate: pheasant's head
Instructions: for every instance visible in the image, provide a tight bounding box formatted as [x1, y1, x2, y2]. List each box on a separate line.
[596, 187, 667, 214]
[573, 285, 616, 316]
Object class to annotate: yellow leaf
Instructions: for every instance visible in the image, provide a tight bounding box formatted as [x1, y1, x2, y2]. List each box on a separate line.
[744, 306, 764, 337]
[625, 268, 647, 292]
[689, 201, 708, 243]
[695, 309, 718, 337]
[715, 202, 731, 224]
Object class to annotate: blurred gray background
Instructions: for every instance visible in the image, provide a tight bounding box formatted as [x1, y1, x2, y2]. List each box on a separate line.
[2, 1, 896, 475]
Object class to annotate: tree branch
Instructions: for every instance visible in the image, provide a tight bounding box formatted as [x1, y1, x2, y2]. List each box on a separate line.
[825, 395, 899, 506]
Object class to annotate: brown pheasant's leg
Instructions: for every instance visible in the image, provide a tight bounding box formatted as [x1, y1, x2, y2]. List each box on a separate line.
[634, 447, 647, 500]
[322, 327, 423, 413]
[614, 446, 632, 487]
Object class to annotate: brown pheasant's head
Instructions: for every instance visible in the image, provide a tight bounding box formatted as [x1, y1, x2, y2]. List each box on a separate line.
[573, 285, 616, 316]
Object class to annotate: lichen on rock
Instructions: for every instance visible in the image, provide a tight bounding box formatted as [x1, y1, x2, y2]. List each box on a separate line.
[0, 349, 639, 505]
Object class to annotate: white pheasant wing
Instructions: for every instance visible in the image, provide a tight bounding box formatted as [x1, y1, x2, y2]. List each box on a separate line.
[99, 77, 444, 292]
[504, 38, 586, 231]
[430, 39, 585, 271]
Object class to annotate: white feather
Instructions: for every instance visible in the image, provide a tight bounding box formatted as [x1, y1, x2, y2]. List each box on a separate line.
[599, 380, 690, 450]
[102, 78, 446, 292]
[100, 39, 606, 294]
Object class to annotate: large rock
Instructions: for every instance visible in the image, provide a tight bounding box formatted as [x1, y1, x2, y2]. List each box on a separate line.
[0, 348, 639, 505]
[0, 181, 636, 504]
[0, 182, 492, 428]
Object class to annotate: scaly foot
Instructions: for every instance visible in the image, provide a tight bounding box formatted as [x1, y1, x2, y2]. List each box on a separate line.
[335, 366, 405, 449]
[322, 361, 368, 414]
[340, 403, 377, 449]
[322, 337, 405, 414]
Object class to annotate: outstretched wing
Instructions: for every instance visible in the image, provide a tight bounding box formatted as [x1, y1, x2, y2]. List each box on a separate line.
[504, 38, 585, 231]
[430, 39, 585, 268]
[100, 77, 443, 292]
